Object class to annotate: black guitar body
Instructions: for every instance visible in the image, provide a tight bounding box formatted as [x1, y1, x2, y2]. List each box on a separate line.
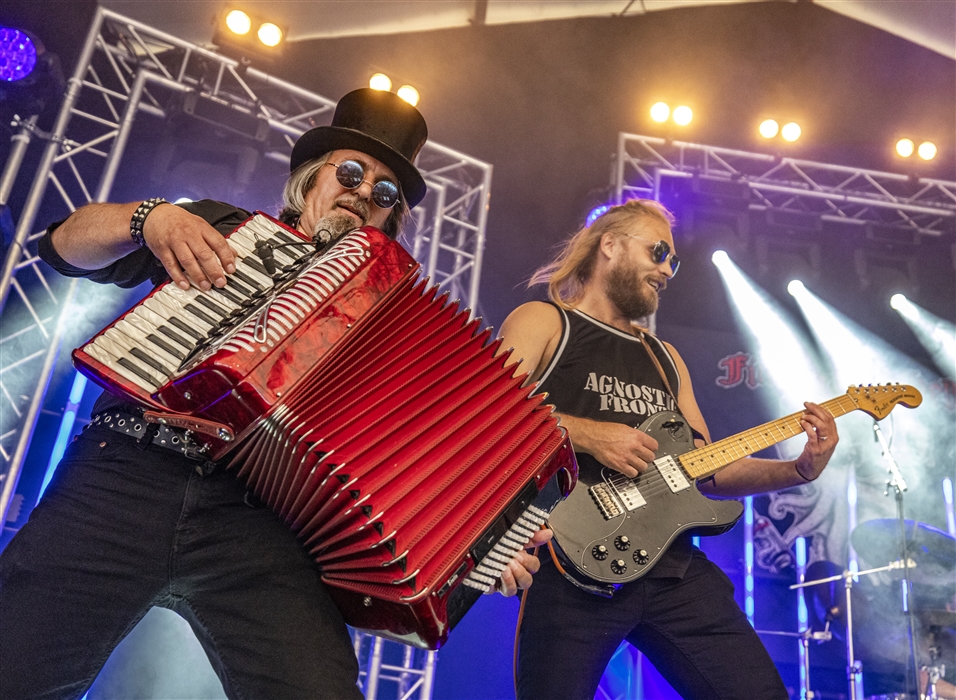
[548, 411, 744, 585]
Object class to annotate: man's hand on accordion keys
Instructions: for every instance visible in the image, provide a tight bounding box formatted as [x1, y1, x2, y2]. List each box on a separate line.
[486, 528, 554, 597]
[142, 204, 238, 291]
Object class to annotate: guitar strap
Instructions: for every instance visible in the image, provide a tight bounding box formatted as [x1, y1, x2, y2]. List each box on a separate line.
[639, 332, 708, 446]
[639, 331, 677, 401]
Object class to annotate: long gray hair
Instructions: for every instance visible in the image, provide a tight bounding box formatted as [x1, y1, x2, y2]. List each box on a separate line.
[277, 154, 410, 239]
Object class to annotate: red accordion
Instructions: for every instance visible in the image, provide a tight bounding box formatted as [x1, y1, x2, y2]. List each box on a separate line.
[73, 213, 577, 649]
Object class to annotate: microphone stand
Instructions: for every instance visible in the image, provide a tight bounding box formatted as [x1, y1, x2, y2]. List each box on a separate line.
[872, 420, 921, 699]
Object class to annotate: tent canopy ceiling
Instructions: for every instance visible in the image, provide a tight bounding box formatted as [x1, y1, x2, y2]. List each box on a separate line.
[101, 0, 955, 59]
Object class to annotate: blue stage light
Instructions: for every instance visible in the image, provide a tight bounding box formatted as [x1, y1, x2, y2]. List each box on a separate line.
[0, 27, 38, 82]
[586, 204, 611, 227]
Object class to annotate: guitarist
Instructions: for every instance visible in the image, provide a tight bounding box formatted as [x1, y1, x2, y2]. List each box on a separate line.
[500, 199, 840, 700]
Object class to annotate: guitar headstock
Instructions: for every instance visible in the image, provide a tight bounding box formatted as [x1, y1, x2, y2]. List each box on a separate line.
[845, 384, 922, 420]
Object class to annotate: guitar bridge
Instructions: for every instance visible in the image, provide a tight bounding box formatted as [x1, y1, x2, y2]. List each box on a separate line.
[589, 483, 623, 520]
[655, 455, 691, 493]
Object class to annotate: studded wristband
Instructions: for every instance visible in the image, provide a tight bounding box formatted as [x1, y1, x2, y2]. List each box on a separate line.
[130, 197, 168, 247]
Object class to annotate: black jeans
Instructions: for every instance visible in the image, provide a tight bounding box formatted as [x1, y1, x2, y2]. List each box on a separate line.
[516, 550, 789, 700]
[0, 425, 362, 700]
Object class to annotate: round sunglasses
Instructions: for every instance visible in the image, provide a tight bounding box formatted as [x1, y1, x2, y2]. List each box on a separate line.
[626, 235, 680, 277]
[326, 160, 401, 209]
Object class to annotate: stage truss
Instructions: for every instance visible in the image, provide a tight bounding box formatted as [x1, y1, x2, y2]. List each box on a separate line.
[614, 133, 956, 238]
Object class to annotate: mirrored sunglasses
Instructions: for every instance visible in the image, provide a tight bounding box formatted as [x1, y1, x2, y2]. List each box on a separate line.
[327, 160, 401, 209]
[651, 240, 680, 276]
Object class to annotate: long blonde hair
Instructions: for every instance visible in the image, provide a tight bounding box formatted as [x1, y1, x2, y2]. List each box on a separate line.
[530, 199, 675, 308]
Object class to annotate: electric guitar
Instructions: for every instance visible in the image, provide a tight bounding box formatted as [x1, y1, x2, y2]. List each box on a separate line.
[548, 384, 922, 586]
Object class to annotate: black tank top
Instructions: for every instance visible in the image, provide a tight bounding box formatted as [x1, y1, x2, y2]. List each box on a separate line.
[539, 305, 694, 578]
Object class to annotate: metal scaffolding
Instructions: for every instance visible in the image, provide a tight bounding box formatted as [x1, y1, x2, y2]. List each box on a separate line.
[614, 133, 956, 238]
[0, 7, 490, 697]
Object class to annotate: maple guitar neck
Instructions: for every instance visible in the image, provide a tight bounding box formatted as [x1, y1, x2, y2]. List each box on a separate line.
[679, 387, 920, 480]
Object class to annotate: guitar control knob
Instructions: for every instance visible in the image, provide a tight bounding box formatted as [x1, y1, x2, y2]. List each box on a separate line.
[610, 559, 627, 575]
[591, 545, 609, 561]
[633, 549, 649, 565]
[614, 535, 631, 551]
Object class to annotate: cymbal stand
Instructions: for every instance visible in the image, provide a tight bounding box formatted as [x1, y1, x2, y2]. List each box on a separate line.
[873, 420, 921, 698]
[756, 624, 832, 699]
[791, 560, 915, 700]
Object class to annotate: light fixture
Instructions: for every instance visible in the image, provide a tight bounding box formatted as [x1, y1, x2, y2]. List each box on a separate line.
[0, 27, 38, 82]
[396, 85, 419, 106]
[213, 9, 287, 66]
[781, 122, 801, 142]
[257, 23, 282, 48]
[369, 73, 392, 91]
[917, 141, 937, 161]
[650, 102, 670, 123]
[759, 119, 779, 139]
[586, 204, 611, 226]
[672, 105, 693, 126]
[896, 138, 915, 157]
[225, 10, 252, 35]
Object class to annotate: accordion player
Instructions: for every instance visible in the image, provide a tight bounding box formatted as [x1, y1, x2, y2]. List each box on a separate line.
[72, 211, 578, 649]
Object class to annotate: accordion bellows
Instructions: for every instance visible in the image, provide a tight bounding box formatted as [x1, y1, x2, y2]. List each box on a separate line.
[74, 214, 577, 648]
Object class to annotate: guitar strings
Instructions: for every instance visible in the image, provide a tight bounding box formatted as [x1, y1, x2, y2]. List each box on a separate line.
[600, 395, 860, 504]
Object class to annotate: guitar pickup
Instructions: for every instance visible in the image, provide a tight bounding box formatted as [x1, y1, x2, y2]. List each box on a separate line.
[589, 483, 623, 519]
[655, 455, 691, 493]
[614, 480, 646, 511]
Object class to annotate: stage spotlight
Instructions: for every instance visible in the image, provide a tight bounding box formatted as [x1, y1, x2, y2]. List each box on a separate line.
[759, 119, 779, 139]
[650, 102, 670, 123]
[918, 141, 937, 161]
[896, 138, 915, 157]
[0, 27, 38, 82]
[889, 293, 907, 311]
[369, 73, 392, 91]
[673, 105, 693, 126]
[397, 85, 419, 107]
[781, 122, 801, 142]
[257, 23, 282, 48]
[712, 251, 824, 420]
[586, 204, 611, 226]
[213, 10, 286, 65]
[788, 280, 805, 296]
[225, 10, 252, 35]
[0, 26, 64, 115]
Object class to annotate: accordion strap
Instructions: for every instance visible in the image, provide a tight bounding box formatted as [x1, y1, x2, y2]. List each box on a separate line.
[143, 410, 235, 442]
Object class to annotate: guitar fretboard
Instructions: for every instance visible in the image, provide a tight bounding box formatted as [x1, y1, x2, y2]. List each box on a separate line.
[678, 395, 859, 479]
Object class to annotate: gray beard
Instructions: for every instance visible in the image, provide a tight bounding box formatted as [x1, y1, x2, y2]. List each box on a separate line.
[311, 214, 358, 246]
[604, 258, 658, 320]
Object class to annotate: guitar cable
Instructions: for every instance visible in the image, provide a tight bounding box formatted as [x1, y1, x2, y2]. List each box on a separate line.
[512, 535, 570, 697]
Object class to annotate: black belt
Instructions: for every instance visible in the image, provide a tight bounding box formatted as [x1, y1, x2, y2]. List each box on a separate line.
[89, 410, 213, 467]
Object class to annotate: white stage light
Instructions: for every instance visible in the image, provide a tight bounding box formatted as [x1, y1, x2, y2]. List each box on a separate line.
[257, 23, 282, 47]
[673, 105, 693, 126]
[369, 73, 391, 91]
[891, 297, 955, 380]
[225, 10, 251, 35]
[397, 85, 419, 107]
[759, 119, 779, 139]
[788, 280, 805, 296]
[650, 102, 670, 123]
[712, 252, 825, 421]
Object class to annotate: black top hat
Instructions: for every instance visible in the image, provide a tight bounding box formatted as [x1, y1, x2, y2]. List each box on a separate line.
[291, 88, 428, 207]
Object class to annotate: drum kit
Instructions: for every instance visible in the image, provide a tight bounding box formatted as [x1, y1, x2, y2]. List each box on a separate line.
[792, 518, 955, 700]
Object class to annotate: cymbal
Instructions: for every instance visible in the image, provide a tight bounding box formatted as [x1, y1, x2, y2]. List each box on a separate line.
[851, 519, 956, 584]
